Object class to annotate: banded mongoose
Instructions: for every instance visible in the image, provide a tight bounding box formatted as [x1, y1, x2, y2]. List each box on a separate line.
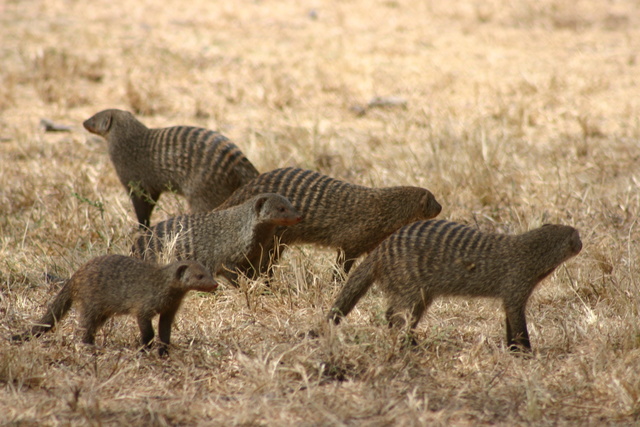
[217, 167, 442, 276]
[130, 193, 302, 284]
[328, 220, 582, 352]
[83, 109, 260, 228]
[12, 255, 218, 356]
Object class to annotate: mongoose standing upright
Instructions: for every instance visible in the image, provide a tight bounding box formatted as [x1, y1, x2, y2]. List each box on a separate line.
[217, 167, 442, 277]
[328, 220, 582, 352]
[130, 193, 302, 284]
[83, 109, 260, 228]
[12, 255, 218, 356]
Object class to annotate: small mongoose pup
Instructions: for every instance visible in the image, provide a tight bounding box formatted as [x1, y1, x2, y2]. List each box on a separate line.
[327, 220, 582, 352]
[217, 167, 442, 277]
[12, 255, 218, 356]
[130, 193, 302, 284]
[83, 109, 260, 228]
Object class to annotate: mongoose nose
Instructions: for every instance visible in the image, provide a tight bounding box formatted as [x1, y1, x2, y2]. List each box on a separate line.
[432, 200, 442, 216]
[572, 233, 582, 254]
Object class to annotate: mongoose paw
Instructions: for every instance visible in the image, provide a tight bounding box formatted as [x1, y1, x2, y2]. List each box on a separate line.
[298, 329, 320, 340]
[400, 333, 419, 348]
[10, 333, 29, 342]
[508, 343, 533, 356]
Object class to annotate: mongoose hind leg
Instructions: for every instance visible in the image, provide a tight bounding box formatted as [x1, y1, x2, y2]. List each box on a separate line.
[131, 190, 160, 229]
[136, 314, 155, 350]
[504, 303, 531, 352]
[385, 295, 427, 347]
[385, 289, 430, 331]
[81, 312, 110, 346]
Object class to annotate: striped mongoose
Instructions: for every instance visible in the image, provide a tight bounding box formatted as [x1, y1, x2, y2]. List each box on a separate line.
[12, 255, 218, 356]
[217, 167, 442, 277]
[83, 109, 259, 228]
[327, 220, 582, 352]
[131, 193, 302, 284]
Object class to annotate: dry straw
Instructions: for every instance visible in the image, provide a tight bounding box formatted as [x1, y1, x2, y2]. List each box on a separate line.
[1, 0, 640, 424]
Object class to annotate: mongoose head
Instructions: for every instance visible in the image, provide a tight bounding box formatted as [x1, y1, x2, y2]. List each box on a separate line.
[528, 224, 582, 281]
[83, 109, 138, 138]
[545, 224, 582, 256]
[172, 261, 218, 293]
[253, 193, 303, 226]
[419, 189, 442, 219]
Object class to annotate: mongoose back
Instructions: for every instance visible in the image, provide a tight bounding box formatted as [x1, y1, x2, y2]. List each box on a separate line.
[217, 167, 442, 276]
[328, 220, 582, 352]
[131, 193, 302, 284]
[83, 109, 260, 228]
[12, 255, 218, 356]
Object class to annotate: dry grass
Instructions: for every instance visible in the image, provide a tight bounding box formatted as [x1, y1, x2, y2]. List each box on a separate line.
[1, 0, 640, 424]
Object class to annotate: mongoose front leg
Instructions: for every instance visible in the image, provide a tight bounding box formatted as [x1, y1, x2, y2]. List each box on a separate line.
[505, 304, 531, 352]
[157, 307, 179, 356]
[131, 190, 160, 229]
[136, 314, 155, 351]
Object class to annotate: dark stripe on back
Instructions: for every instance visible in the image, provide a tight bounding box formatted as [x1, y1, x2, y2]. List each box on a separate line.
[403, 220, 426, 254]
[278, 168, 305, 199]
[263, 168, 292, 190]
[200, 137, 228, 179]
[158, 127, 177, 171]
[441, 223, 466, 256]
[473, 231, 492, 254]
[216, 145, 243, 176]
[451, 225, 474, 254]
[295, 170, 323, 213]
[186, 128, 204, 172]
[302, 173, 333, 214]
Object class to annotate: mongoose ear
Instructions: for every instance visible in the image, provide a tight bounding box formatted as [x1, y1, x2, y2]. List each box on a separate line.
[254, 196, 268, 214]
[97, 112, 113, 134]
[175, 263, 190, 281]
[422, 190, 442, 217]
[83, 111, 112, 135]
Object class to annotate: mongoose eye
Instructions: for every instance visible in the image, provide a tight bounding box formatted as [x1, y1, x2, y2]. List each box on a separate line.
[196, 274, 204, 280]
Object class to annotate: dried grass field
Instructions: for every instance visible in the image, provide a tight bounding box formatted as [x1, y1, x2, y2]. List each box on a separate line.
[2, 0, 640, 424]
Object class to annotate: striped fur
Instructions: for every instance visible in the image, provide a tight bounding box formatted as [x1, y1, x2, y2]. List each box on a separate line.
[328, 220, 582, 352]
[83, 109, 259, 227]
[218, 167, 442, 276]
[12, 255, 217, 356]
[131, 193, 302, 284]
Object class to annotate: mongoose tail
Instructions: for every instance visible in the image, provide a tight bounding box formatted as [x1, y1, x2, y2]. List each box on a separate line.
[11, 281, 73, 342]
[327, 254, 377, 324]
